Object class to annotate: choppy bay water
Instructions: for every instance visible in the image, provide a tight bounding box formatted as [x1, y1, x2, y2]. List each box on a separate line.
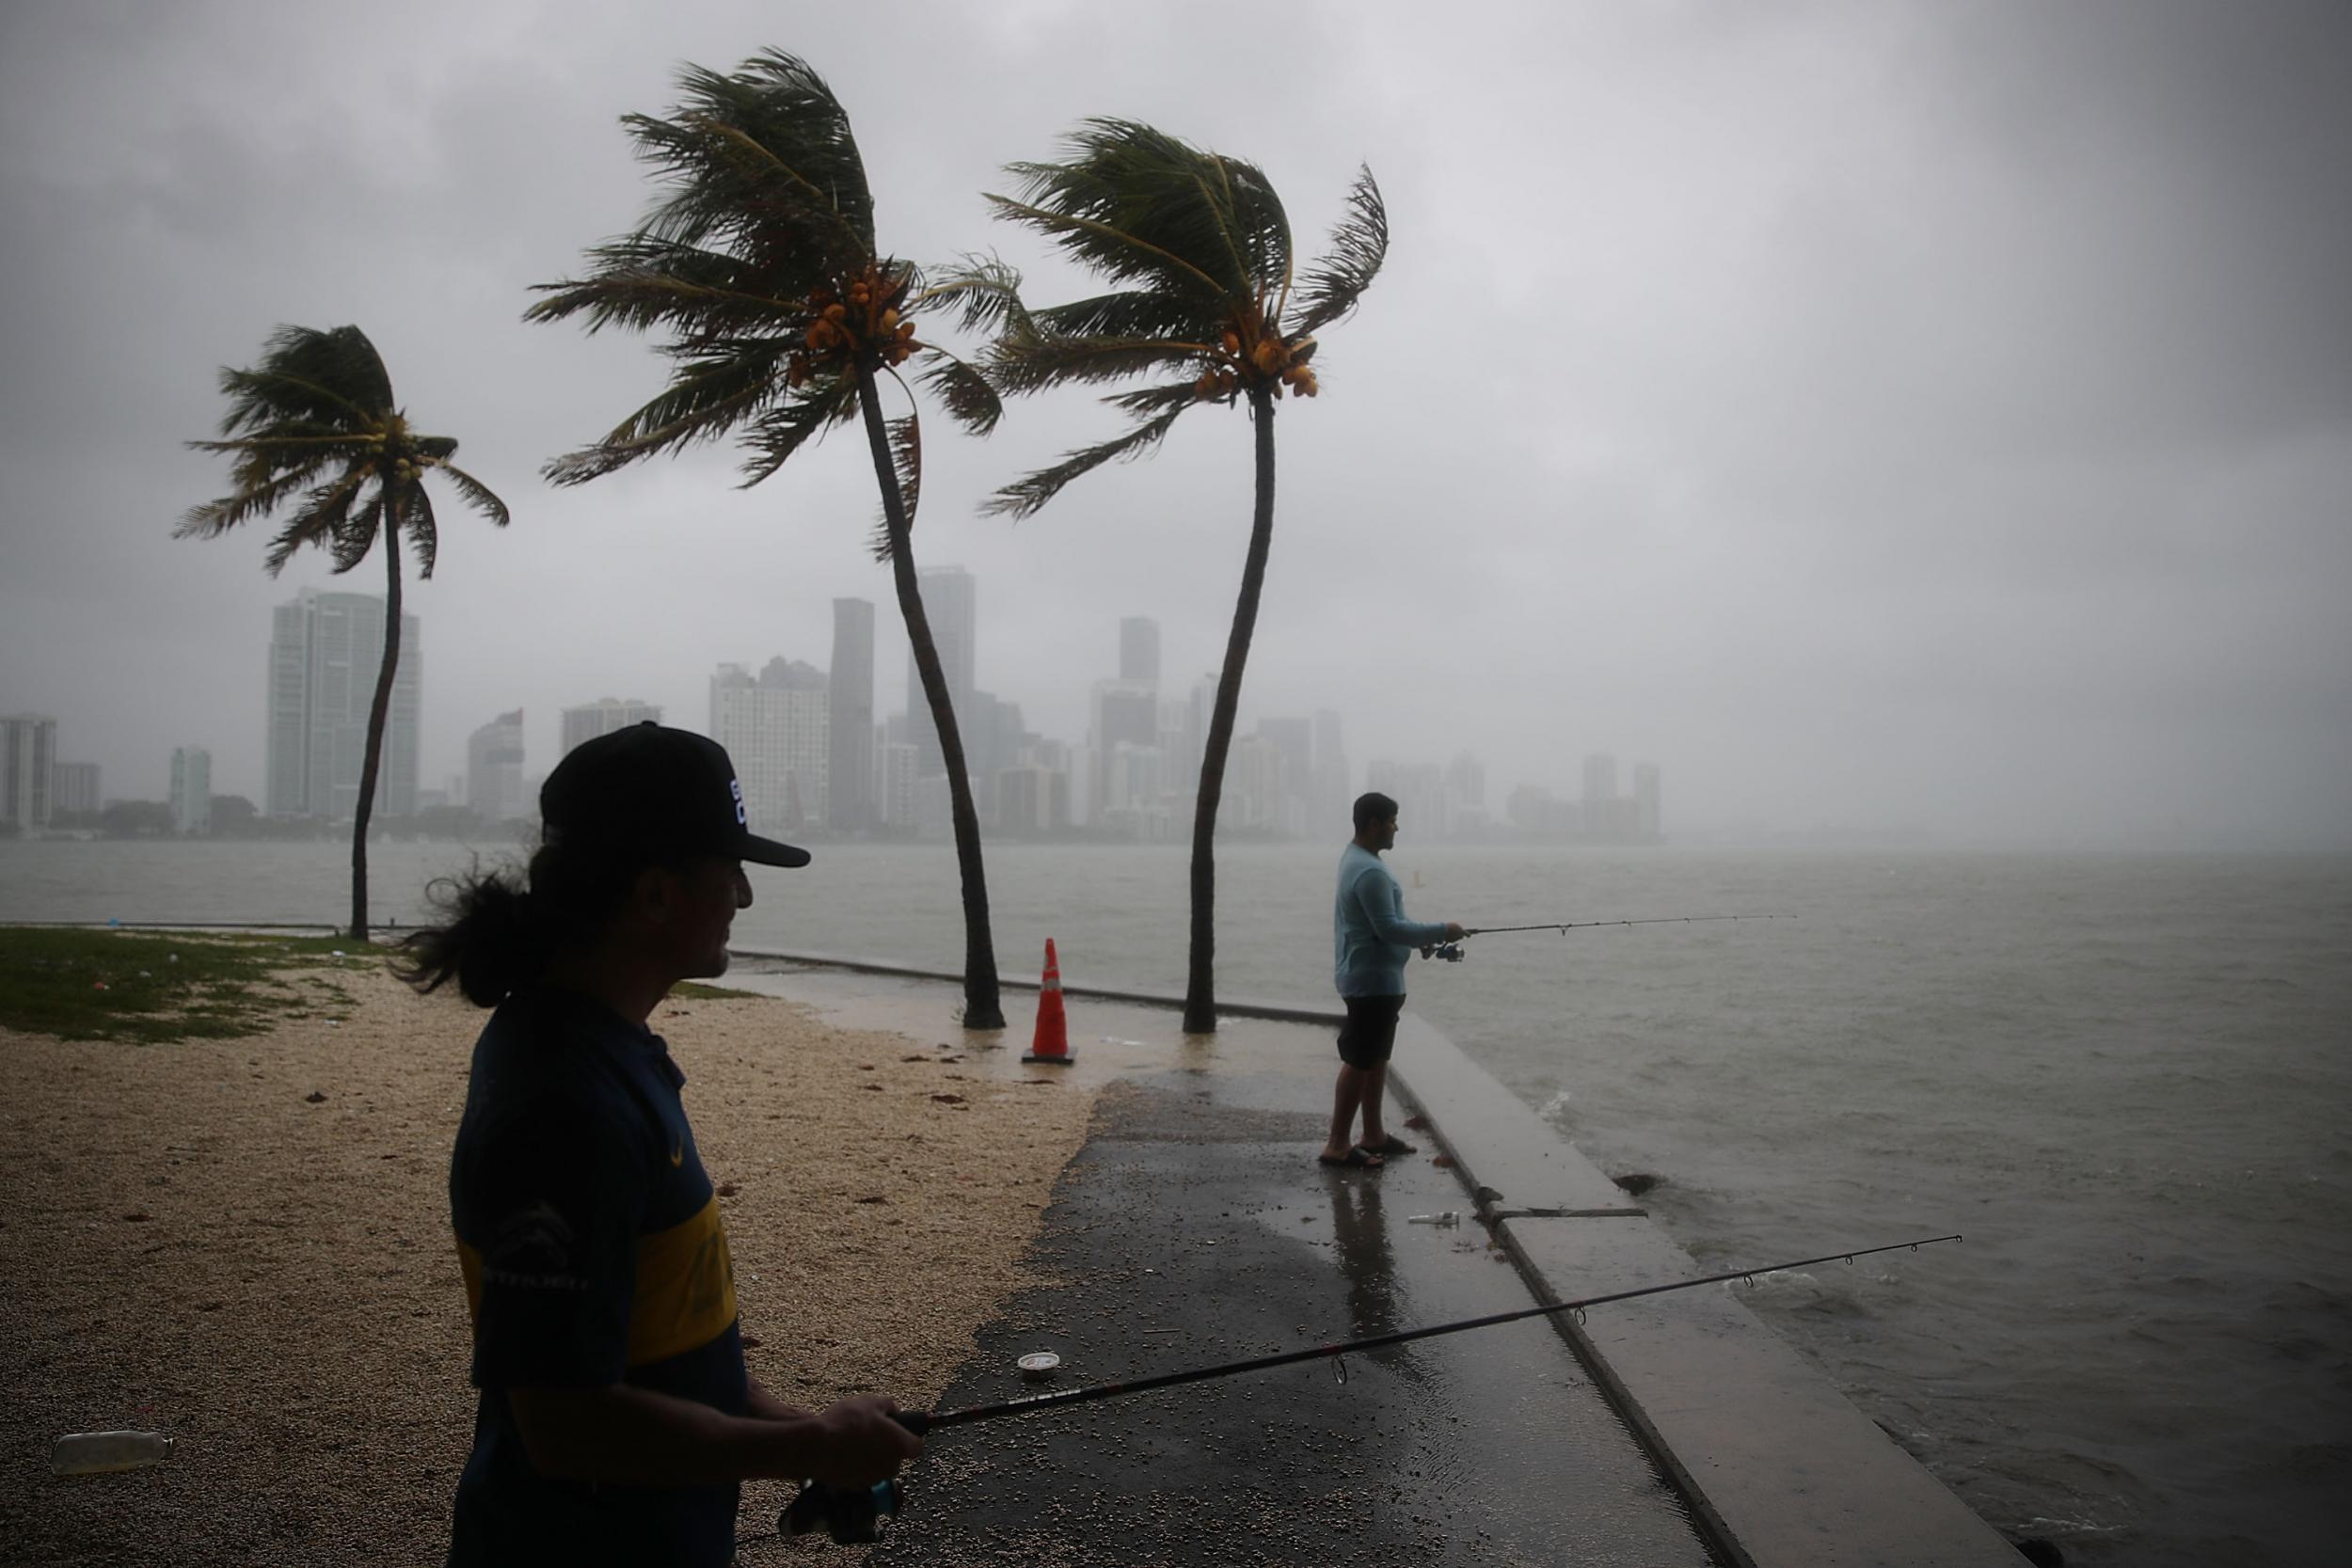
[7, 836, 2347, 1567]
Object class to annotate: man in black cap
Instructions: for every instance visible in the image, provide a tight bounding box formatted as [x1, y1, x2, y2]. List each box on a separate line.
[400, 723, 917, 1566]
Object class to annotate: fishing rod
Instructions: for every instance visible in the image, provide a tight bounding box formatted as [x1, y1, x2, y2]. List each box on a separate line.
[1421, 912, 1793, 961]
[783, 1232, 1961, 1541]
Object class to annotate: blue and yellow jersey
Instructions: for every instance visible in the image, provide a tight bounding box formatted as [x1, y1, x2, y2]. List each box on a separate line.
[447, 988, 748, 1567]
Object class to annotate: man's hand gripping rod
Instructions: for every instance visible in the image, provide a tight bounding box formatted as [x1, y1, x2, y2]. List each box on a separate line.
[784, 1231, 1957, 1541]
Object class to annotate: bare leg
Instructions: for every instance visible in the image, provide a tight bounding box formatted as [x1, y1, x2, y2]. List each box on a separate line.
[1323, 1065, 1380, 1163]
[1358, 1063, 1389, 1149]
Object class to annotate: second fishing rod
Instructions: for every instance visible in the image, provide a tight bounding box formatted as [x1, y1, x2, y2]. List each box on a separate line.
[1419, 911, 1794, 962]
[782, 1232, 1960, 1542]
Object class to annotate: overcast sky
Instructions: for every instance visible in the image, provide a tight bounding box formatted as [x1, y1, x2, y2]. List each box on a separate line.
[3, 0, 2346, 848]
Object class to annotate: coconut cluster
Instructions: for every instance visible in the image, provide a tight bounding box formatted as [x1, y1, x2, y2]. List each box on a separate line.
[1194, 316, 1319, 402]
[789, 262, 920, 388]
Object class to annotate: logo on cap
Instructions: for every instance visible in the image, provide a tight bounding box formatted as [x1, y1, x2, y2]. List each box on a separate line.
[729, 779, 747, 828]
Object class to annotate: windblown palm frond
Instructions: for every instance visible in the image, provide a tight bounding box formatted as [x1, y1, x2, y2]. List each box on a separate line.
[983, 393, 1193, 519]
[259, 468, 371, 576]
[914, 254, 1035, 340]
[215, 324, 395, 434]
[993, 119, 1289, 305]
[631, 50, 875, 260]
[1289, 166, 1389, 337]
[734, 376, 863, 489]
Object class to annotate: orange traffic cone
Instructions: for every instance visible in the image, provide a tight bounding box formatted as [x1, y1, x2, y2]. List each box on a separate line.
[1024, 938, 1073, 1065]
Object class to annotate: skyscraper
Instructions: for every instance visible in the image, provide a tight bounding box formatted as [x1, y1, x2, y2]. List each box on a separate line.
[560, 698, 663, 758]
[1256, 716, 1313, 835]
[169, 747, 213, 835]
[1366, 758, 1447, 838]
[51, 760, 101, 816]
[2, 715, 56, 832]
[829, 597, 876, 831]
[904, 565, 976, 779]
[711, 658, 829, 830]
[1120, 616, 1161, 687]
[467, 711, 528, 823]
[1633, 762, 1662, 841]
[1089, 680, 1159, 821]
[1226, 734, 1285, 832]
[265, 590, 420, 820]
[1312, 708, 1349, 835]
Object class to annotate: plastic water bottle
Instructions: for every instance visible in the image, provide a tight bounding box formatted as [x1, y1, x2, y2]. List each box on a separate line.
[51, 1431, 173, 1475]
[1407, 1211, 1461, 1227]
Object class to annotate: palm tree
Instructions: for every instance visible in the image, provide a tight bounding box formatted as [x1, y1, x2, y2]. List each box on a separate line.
[181, 324, 511, 941]
[526, 49, 1011, 1030]
[981, 121, 1387, 1034]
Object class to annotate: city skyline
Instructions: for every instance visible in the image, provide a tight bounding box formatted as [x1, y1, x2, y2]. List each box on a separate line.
[2, 575, 1664, 845]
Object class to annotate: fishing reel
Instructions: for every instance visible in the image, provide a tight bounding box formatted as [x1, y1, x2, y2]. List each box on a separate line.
[1419, 941, 1466, 962]
[779, 1478, 902, 1544]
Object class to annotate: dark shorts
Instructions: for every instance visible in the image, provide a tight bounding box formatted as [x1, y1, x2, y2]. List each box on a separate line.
[1337, 994, 1406, 1069]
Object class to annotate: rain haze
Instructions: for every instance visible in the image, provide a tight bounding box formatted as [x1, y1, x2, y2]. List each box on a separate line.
[4, 0, 2348, 850]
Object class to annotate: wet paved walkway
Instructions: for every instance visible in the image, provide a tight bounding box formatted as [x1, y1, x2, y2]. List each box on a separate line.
[734, 963, 1710, 1566]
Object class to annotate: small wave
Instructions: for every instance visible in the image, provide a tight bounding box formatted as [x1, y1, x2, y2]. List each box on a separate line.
[2017, 1514, 2126, 1538]
[1736, 1267, 1876, 1319]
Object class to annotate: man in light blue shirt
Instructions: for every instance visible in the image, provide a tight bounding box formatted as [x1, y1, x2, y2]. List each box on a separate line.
[1325, 791, 1462, 1168]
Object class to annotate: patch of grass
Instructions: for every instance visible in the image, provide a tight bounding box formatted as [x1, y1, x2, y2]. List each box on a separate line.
[668, 980, 763, 1001]
[0, 927, 381, 1044]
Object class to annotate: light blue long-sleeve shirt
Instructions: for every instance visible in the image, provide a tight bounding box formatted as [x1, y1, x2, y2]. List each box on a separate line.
[1334, 842, 1449, 997]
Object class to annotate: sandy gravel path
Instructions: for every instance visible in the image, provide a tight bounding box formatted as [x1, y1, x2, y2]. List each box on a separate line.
[0, 961, 1096, 1565]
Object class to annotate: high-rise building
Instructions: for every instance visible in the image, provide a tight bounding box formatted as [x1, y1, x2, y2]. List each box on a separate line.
[2, 715, 57, 832]
[266, 589, 420, 820]
[1226, 734, 1285, 832]
[960, 689, 1025, 824]
[904, 565, 976, 779]
[1581, 752, 1618, 823]
[467, 711, 529, 823]
[51, 760, 101, 816]
[1089, 680, 1159, 820]
[1633, 762, 1662, 841]
[1312, 708, 1349, 836]
[1257, 717, 1313, 835]
[828, 597, 876, 831]
[878, 739, 918, 829]
[1366, 758, 1447, 839]
[169, 747, 213, 835]
[1119, 616, 1161, 687]
[560, 698, 662, 758]
[1445, 751, 1486, 811]
[711, 658, 829, 830]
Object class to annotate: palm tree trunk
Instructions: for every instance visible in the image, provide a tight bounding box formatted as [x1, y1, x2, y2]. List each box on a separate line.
[348, 527, 403, 942]
[1183, 388, 1279, 1035]
[855, 368, 1005, 1031]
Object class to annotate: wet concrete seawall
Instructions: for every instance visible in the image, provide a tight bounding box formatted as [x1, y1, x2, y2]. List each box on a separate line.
[1384, 1012, 2020, 1568]
[731, 950, 2021, 1566]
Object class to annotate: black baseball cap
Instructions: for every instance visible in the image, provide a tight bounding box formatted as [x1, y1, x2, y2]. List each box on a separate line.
[540, 721, 811, 868]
